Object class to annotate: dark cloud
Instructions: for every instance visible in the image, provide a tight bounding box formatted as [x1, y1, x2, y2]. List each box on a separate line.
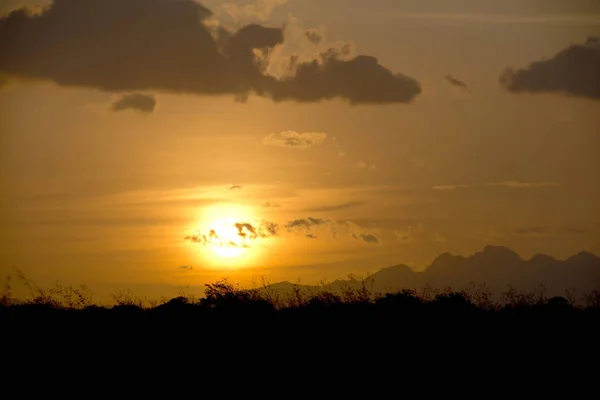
[500, 37, 600, 100]
[305, 29, 323, 45]
[0, 0, 422, 104]
[445, 74, 469, 91]
[110, 93, 156, 114]
[185, 229, 219, 246]
[234, 221, 279, 239]
[352, 233, 380, 244]
[185, 220, 278, 248]
[304, 201, 364, 212]
[284, 217, 329, 230]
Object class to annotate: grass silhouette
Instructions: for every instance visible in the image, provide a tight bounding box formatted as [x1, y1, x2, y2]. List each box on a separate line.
[2, 271, 599, 322]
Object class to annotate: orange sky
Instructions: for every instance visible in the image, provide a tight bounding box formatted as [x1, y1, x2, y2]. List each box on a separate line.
[1, 0, 599, 303]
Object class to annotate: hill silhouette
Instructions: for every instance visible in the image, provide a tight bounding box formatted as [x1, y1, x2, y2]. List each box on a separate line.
[2, 246, 599, 323]
[257, 246, 600, 300]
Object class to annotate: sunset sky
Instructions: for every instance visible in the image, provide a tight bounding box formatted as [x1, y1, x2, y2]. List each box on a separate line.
[1, 0, 599, 302]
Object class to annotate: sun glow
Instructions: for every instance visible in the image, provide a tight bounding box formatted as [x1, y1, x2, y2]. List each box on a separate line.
[207, 217, 246, 258]
[187, 203, 275, 265]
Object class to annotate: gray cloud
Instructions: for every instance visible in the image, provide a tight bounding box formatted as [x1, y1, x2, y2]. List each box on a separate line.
[445, 74, 469, 91]
[304, 201, 364, 212]
[284, 217, 330, 230]
[262, 131, 327, 149]
[352, 233, 380, 244]
[500, 37, 600, 100]
[110, 93, 156, 114]
[0, 0, 422, 104]
[305, 29, 323, 45]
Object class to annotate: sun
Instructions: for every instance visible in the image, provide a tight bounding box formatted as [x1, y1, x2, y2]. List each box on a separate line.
[207, 217, 246, 259]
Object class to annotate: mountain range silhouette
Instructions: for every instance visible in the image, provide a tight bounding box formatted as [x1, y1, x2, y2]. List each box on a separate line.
[263, 246, 600, 299]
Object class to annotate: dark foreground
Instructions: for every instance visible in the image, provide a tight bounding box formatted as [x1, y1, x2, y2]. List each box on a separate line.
[3, 279, 600, 323]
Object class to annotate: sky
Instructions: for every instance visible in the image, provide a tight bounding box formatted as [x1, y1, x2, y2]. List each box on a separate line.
[1, 0, 599, 302]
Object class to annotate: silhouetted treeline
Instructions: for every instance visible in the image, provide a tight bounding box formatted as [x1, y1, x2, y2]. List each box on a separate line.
[2, 278, 599, 323]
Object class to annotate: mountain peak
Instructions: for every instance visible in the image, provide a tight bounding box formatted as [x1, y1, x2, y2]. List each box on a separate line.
[480, 245, 522, 262]
[567, 251, 599, 263]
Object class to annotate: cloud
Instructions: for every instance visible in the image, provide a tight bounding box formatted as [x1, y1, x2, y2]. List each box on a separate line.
[223, 0, 288, 23]
[0, 0, 51, 17]
[0, 0, 422, 105]
[445, 74, 470, 91]
[263, 201, 280, 208]
[304, 201, 364, 212]
[513, 226, 586, 237]
[394, 229, 415, 243]
[185, 220, 278, 249]
[284, 217, 330, 230]
[500, 37, 600, 100]
[352, 233, 380, 244]
[487, 181, 561, 189]
[432, 184, 473, 191]
[432, 232, 448, 243]
[305, 29, 323, 45]
[234, 221, 279, 238]
[262, 131, 327, 149]
[357, 161, 376, 170]
[433, 181, 561, 190]
[110, 93, 157, 114]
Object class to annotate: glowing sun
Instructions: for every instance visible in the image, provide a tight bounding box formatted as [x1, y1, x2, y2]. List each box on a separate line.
[206, 218, 246, 258]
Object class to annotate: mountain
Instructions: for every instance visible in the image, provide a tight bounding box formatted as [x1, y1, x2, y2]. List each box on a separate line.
[260, 246, 600, 299]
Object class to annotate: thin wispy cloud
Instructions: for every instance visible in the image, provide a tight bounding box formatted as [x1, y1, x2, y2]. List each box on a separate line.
[488, 181, 561, 189]
[263, 202, 281, 208]
[357, 161, 376, 170]
[304, 201, 364, 213]
[262, 131, 327, 149]
[513, 226, 586, 237]
[445, 74, 470, 92]
[433, 181, 561, 190]
[284, 217, 380, 244]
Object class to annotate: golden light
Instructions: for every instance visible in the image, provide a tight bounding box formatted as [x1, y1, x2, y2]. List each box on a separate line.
[207, 217, 246, 259]
[187, 203, 273, 268]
